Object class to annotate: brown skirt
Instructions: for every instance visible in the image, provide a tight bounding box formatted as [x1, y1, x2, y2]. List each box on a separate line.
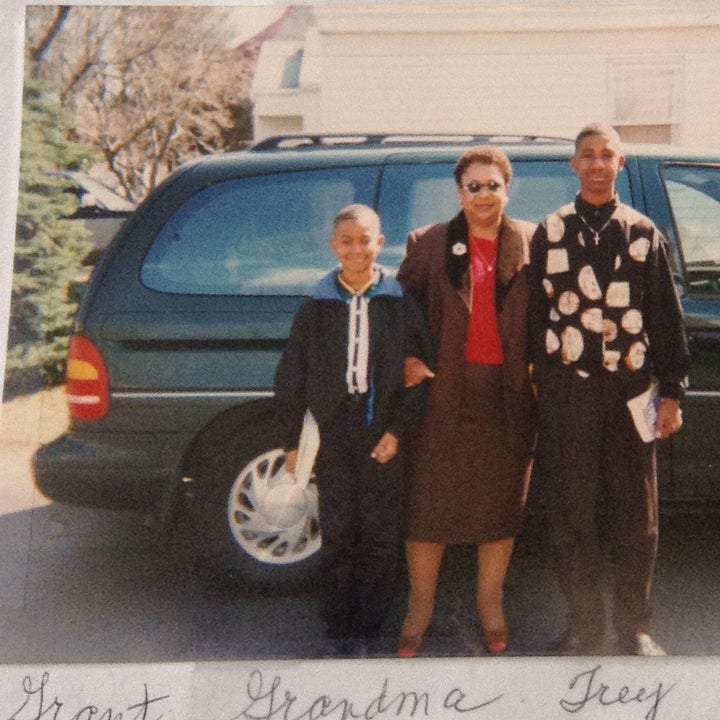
[406, 362, 531, 544]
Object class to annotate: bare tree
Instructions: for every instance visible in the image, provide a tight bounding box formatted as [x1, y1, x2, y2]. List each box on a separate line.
[27, 5, 70, 67]
[26, 6, 251, 203]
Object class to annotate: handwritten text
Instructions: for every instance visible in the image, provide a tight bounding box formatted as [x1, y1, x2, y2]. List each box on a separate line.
[560, 665, 675, 720]
[7, 671, 169, 720]
[232, 670, 503, 720]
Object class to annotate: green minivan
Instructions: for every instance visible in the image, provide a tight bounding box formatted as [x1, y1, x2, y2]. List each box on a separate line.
[33, 134, 720, 588]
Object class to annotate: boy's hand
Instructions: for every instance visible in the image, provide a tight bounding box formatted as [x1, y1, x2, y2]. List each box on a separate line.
[284, 448, 299, 476]
[404, 356, 435, 388]
[371, 432, 398, 464]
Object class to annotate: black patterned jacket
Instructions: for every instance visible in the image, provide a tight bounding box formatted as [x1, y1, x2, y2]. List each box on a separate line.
[527, 195, 690, 399]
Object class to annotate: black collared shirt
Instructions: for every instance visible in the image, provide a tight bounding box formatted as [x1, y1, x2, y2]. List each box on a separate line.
[574, 194, 620, 294]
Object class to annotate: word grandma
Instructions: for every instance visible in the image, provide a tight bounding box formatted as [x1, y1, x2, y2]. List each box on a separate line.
[231, 670, 503, 720]
[560, 665, 675, 720]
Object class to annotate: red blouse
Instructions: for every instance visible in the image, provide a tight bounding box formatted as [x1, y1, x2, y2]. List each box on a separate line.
[465, 235, 503, 365]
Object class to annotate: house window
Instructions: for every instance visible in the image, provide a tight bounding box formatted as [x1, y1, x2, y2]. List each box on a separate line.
[281, 49, 304, 89]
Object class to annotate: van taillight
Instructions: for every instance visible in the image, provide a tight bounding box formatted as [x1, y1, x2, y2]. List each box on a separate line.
[66, 334, 110, 420]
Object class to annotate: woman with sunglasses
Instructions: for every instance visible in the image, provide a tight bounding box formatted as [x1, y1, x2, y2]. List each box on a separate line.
[395, 146, 537, 657]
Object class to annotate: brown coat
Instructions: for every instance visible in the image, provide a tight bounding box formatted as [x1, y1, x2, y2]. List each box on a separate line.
[397, 212, 537, 469]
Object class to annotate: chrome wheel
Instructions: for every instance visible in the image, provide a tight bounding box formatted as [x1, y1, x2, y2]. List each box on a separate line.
[227, 448, 321, 565]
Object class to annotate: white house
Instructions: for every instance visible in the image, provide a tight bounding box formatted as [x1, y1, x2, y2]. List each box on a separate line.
[252, 1, 720, 147]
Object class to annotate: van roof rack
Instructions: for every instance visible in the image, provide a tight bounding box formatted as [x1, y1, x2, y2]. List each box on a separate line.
[249, 133, 573, 151]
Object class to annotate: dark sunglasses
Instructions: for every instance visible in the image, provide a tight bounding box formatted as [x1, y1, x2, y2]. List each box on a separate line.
[460, 180, 505, 195]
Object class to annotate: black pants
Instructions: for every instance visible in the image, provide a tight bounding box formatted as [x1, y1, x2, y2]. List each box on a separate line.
[315, 397, 406, 639]
[537, 366, 658, 642]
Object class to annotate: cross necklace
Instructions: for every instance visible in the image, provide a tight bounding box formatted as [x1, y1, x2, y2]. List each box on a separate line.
[577, 213, 612, 246]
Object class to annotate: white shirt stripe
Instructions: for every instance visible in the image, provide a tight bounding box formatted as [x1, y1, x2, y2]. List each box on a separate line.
[346, 292, 370, 394]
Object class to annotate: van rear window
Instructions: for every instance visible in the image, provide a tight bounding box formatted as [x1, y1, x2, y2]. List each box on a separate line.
[140, 168, 377, 295]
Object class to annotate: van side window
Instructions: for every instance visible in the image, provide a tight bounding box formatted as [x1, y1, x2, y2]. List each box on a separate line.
[140, 168, 377, 295]
[663, 164, 720, 296]
[505, 160, 631, 220]
[377, 160, 632, 262]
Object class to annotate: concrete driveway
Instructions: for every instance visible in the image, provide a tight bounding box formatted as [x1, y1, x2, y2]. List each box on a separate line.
[1, 387, 720, 664]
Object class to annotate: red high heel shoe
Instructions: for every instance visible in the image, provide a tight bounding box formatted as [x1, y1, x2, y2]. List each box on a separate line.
[482, 623, 509, 654]
[397, 634, 424, 658]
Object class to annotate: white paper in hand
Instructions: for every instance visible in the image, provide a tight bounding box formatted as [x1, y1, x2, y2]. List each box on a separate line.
[626, 381, 660, 443]
[293, 409, 320, 488]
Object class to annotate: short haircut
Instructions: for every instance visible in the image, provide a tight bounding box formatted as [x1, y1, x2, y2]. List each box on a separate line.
[574, 122, 623, 153]
[333, 203, 382, 236]
[454, 146, 513, 186]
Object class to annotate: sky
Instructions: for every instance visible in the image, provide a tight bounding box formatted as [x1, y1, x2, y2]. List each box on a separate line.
[227, 4, 289, 45]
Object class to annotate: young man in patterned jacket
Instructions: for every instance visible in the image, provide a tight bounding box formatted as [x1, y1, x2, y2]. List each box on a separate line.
[527, 123, 690, 656]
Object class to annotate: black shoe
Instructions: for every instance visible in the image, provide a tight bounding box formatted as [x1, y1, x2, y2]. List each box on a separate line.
[617, 632, 667, 657]
[550, 630, 605, 655]
[328, 635, 372, 658]
[330, 637, 356, 658]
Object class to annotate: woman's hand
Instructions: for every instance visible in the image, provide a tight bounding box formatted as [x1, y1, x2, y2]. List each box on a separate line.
[284, 448, 298, 476]
[404, 356, 435, 388]
[655, 398, 683, 440]
[371, 432, 399, 464]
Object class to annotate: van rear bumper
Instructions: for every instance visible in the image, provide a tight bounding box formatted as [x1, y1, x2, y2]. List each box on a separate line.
[32, 432, 183, 511]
